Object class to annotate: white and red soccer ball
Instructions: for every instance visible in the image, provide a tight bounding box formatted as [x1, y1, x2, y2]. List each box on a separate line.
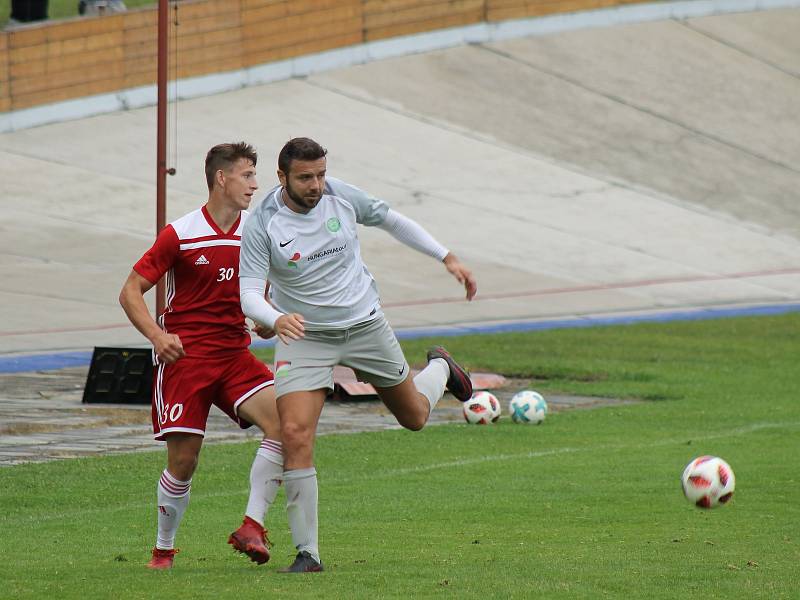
[681, 455, 735, 508]
[463, 391, 501, 424]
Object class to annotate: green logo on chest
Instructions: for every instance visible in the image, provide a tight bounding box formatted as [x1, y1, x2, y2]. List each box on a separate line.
[326, 217, 341, 233]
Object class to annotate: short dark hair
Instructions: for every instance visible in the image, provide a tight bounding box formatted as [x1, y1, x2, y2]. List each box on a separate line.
[278, 137, 327, 174]
[205, 142, 257, 190]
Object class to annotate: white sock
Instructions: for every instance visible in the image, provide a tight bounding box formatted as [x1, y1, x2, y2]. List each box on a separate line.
[284, 467, 319, 562]
[245, 438, 284, 526]
[414, 357, 448, 412]
[155, 469, 192, 550]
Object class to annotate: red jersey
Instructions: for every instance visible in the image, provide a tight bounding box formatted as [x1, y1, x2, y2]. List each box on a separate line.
[134, 205, 251, 357]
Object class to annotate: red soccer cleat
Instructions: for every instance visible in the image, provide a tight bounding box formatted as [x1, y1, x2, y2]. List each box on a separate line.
[228, 516, 271, 565]
[147, 547, 178, 570]
[427, 346, 473, 402]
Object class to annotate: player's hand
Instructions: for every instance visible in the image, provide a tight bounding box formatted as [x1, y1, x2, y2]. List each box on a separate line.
[252, 323, 276, 340]
[153, 332, 185, 364]
[443, 253, 477, 301]
[274, 313, 306, 344]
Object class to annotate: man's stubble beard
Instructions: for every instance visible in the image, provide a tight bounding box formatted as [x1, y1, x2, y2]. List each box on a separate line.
[285, 179, 322, 210]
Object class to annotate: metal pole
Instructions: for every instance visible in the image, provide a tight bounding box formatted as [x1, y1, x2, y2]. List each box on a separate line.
[156, 0, 168, 318]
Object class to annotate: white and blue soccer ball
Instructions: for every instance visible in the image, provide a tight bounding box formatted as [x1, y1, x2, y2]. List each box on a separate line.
[463, 391, 501, 424]
[509, 390, 547, 424]
[681, 456, 735, 509]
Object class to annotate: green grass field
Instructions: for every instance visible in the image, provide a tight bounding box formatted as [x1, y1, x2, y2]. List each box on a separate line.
[2, 313, 799, 598]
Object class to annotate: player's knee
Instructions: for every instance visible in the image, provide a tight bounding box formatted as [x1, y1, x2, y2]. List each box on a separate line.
[170, 455, 198, 481]
[281, 420, 313, 450]
[398, 408, 428, 432]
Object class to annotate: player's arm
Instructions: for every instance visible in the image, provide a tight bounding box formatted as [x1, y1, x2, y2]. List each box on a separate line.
[327, 177, 477, 300]
[442, 252, 477, 301]
[240, 277, 305, 343]
[239, 213, 304, 343]
[252, 323, 276, 339]
[118, 270, 185, 363]
[250, 281, 277, 339]
[377, 209, 477, 301]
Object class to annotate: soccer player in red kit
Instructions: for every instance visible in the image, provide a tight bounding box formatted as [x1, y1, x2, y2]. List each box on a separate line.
[119, 142, 283, 569]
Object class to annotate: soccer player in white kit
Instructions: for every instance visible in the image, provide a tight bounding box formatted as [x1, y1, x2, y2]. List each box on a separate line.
[239, 137, 477, 572]
[119, 143, 285, 569]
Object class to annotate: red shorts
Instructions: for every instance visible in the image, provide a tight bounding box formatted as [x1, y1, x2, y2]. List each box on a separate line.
[151, 350, 274, 441]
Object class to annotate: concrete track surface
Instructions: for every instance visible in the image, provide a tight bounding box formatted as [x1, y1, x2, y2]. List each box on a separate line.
[1, 7, 799, 356]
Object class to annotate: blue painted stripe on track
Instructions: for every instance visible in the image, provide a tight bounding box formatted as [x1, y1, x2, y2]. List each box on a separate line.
[393, 302, 800, 339]
[2, 302, 800, 374]
[0, 351, 94, 374]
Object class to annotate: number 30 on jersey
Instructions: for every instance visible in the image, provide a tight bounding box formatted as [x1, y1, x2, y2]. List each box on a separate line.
[217, 267, 234, 281]
[160, 402, 184, 425]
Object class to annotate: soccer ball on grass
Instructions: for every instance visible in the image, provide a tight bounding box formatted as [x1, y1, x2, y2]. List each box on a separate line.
[509, 390, 547, 424]
[681, 455, 735, 508]
[463, 391, 500, 424]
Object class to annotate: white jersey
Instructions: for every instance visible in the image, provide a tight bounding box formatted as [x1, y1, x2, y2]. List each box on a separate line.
[239, 177, 390, 330]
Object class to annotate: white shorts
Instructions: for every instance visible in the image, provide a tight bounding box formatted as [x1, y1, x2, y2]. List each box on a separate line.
[273, 313, 408, 398]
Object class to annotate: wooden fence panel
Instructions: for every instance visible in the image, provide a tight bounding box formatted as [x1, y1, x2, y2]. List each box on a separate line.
[8, 14, 125, 110]
[364, 0, 485, 41]
[487, 0, 621, 21]
[0, 33, 9, 112]
[172, 0, 244, 79]
[242, 0, 362, 67]
[0, 0, 650, 113]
